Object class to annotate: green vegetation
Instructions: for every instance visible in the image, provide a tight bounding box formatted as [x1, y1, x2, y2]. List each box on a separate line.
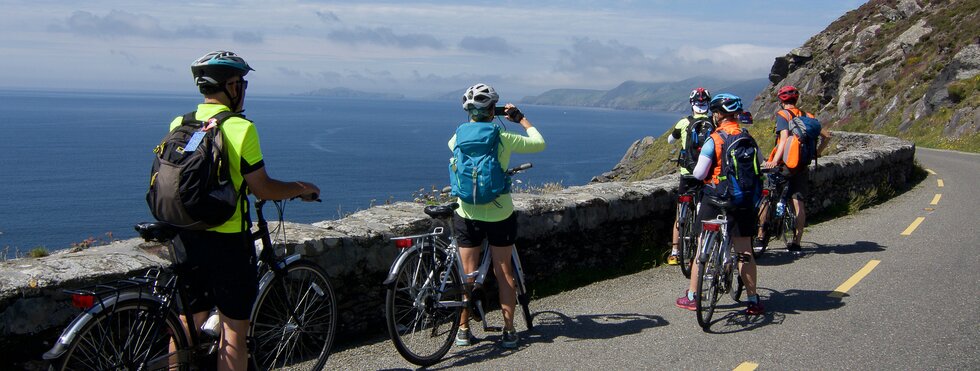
[28, 247, 49, 258]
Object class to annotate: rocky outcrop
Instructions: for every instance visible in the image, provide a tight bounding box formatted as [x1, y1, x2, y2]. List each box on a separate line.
[752, 0, 980, 144]
[0, 132, 915, 368]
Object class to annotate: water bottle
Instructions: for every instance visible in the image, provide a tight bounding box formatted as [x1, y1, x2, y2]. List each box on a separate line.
[201, 309, 222, 337]
[776, 199, 786, 217]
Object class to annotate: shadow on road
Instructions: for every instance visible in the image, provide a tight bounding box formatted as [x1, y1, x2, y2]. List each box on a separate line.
[702, 287, 846, 334]
[430, 311, 667, 369]
[757, 240, 886, 267]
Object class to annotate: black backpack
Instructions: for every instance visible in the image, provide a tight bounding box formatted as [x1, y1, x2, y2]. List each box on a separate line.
[679, 116, 716, 172]
[707, 128, 763, 208]
[146, 111, 246, 230]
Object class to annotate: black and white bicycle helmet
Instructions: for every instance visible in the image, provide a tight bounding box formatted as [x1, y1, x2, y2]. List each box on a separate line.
[461, 83, 499, 111]
[191, 50, 254, 91]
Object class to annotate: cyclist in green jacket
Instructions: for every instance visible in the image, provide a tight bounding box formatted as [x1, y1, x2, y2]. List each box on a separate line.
[666, 88, 712, 265]
[450, 83, 545, 349]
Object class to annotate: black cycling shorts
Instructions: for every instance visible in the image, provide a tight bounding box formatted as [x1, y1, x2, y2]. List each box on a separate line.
[454, 212, 518, 247]
[697, 199, 758, 238]
[787, 168, 810, 200]
[176, 230, 258, 321]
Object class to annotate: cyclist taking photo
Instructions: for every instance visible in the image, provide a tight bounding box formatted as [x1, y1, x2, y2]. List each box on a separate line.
[758, 85, 831, 252]
[666, 87, 713, 265]
[675, 93, 764, 315]
[175, 50, 320, 371]
[449, 83, 545, 349]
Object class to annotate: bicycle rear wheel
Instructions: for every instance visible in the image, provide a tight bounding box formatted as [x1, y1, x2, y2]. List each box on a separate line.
[251, 261, 337, 370]
[695, 232, 722, 331]
[678, 201, 698, 278]
[385, 248, 462, 367]
[55, 298, 189, 371]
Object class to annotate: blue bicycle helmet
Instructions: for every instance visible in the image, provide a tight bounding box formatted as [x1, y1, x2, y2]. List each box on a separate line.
[709, 93, 743, 114]
[191, 51, 254, 91]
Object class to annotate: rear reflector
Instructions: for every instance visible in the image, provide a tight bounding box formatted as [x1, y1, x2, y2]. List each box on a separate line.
[761, 189, 770, 197]
[394, 238, 413, 248]
[71, 294, 95, 309]
[702, 223, 721, 232]
[678, 195, 693, 203]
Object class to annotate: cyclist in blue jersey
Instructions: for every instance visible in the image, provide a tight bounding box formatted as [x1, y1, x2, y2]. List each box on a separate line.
[176, 51, 320, 371]
[675, 93, 764, 315]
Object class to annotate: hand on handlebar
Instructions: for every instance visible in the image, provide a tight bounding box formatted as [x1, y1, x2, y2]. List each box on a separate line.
[296, 181, 321, 202]
[762, 160, 778, 169]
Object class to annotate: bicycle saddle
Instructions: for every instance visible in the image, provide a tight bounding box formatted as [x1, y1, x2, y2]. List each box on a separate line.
[423, 203, 459, 219]
[134, 222, 179, 243]
[704, 196, 734, 210]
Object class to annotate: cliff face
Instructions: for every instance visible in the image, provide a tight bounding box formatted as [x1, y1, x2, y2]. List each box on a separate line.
[752, 0, 979, 151]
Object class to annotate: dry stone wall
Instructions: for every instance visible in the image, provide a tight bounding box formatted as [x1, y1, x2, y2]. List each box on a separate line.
[0, 131, 914, 367]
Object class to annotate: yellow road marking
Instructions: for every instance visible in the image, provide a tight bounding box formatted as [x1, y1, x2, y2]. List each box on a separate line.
[829, 260, 881, 297]
[734, 362, 759, 371]
[938, 179, 944, 187]
[926, 169, 936, 175]
[901, 217, 925, 236]
[930, 194, 941, 205]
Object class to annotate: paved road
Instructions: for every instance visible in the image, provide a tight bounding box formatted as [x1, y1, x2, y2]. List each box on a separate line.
[325, 147, 980, 370]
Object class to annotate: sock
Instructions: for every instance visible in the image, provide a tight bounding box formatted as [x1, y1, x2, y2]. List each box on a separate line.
[747, 295, 759, 304]
[688, 291, 695, 301]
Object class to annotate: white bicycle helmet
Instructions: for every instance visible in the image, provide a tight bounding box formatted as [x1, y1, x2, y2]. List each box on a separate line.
[461, 83, 499, 111]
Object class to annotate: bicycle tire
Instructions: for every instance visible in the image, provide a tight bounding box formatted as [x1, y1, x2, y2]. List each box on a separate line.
[54, 298, 189, 371]
[678, 201, 698, 278]
[385, 247, 462, 367]
[781, 203, 797, 245]
[250, 260, 337, 370]
[729, 259, 744, 302]
[695, 231, 721, 330]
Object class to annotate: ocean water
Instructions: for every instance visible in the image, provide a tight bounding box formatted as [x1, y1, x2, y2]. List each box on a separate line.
[0, 89, 677, 256]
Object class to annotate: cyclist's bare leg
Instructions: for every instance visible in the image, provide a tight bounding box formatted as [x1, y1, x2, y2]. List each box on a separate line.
[792, 197, 806, 245]
[756, 200, 769, 239]
[671, 215, 680, 254]
[732, 237, 757, 297]
[686, 235, 703, 294]
[458, 245, 481, 330]
[217, 312, 249, 371]
[490, 244, 517, 331]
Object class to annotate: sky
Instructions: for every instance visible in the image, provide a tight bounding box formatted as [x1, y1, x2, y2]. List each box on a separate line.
[0, 0, 867, 98]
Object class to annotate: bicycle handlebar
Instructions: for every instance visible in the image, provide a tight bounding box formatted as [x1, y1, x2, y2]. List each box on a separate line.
[506, 162, 533, 175]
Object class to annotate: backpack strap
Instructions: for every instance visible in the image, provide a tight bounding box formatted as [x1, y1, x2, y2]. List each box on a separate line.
[709, 132, 725, 185]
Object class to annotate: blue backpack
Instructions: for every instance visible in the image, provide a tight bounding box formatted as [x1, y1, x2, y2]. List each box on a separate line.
[449, 122, 510, 205]
[708, 128, 763, 208]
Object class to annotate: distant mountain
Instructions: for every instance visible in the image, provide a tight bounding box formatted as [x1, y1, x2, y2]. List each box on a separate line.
[428, 88, 466, 101]
[521, 77, 770, 112]
[296, 87, 404, 100]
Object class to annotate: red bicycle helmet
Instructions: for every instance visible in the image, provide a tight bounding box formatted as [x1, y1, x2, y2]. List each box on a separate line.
[689, 87, 711, 104]
[777, 85, 799, 103]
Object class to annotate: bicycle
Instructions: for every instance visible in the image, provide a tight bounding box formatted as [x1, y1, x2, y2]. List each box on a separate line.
[754, 167, 797, 258]
[383, 163, 535, 367]
[43, 198, 337, 370]
[675, 174, 704, 278]
[695, 196, 744, 331]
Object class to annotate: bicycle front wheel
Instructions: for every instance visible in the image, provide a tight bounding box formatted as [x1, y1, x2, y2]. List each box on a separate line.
[754, 195, 772, 258]
[251, 261, 337, 370]
[678, 201, 698, 278]
[55, 298, 189, 371]
[781, 204, 798, 245]
[512, 250, 534, 331]
[385, 248, 462, 367]
[695, 232, 722, 330]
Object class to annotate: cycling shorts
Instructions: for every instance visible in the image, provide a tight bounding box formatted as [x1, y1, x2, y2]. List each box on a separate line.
[787, 167, 810, 200]
[176, 230, 258, 320]
[697, 200, 758, 238]
[454, 212, 518, 247]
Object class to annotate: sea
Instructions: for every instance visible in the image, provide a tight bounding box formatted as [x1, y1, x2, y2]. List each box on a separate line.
[0, 89, 677, 257]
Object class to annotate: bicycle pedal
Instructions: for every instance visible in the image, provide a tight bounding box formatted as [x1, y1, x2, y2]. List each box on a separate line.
[483, 326, 503, 332]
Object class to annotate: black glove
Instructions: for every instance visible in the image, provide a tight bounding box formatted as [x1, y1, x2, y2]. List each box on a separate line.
[506, 107, 524, 123]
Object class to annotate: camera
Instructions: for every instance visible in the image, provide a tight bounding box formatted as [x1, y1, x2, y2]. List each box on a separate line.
[494, 106, 507, 116]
